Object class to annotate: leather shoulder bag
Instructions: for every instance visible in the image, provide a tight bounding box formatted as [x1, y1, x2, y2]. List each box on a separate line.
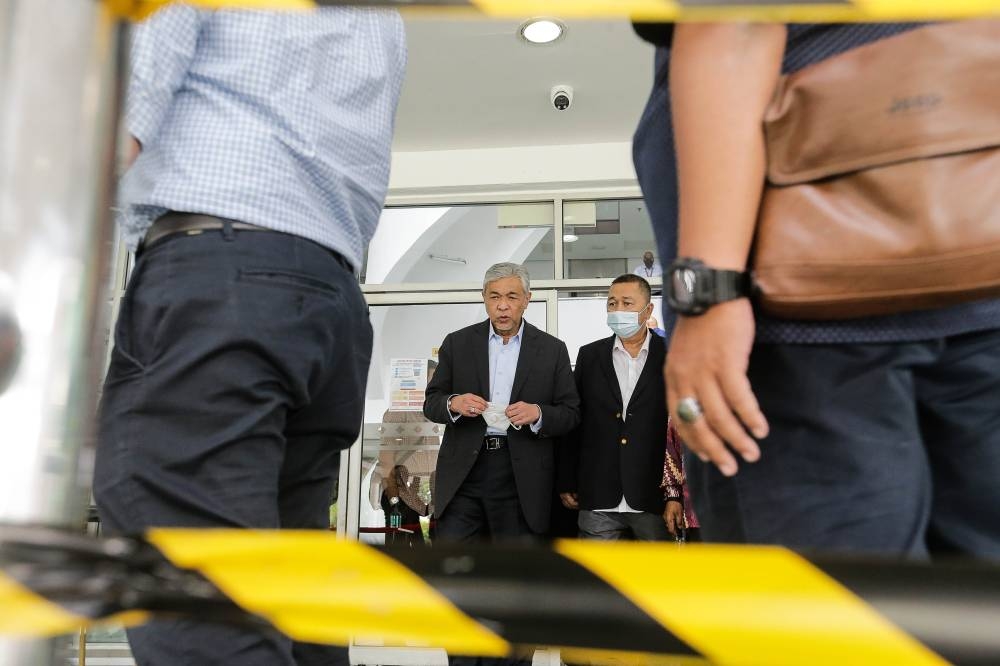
[752, 20, 1000, 320]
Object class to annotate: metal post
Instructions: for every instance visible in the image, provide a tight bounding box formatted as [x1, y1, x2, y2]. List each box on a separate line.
[0, 0, 125, 662]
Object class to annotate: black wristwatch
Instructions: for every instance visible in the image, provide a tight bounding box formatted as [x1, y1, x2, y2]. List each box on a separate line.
[666, 257, 753, 316]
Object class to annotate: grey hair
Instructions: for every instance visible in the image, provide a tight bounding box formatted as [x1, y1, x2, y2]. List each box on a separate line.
[483, 262, 530, 294]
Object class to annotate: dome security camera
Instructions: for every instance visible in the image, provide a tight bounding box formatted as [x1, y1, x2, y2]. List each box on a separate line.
[551, 85, 574, 111]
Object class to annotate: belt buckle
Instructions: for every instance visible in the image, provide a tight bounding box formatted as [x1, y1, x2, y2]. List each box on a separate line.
[485, 438, 503, 451]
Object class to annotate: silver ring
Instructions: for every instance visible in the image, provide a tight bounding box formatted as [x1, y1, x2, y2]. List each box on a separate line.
[676, 397, 703, 424]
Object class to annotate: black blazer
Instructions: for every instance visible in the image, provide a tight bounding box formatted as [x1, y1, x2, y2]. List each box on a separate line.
[424, 320, 580, 534]
[558, 333, 668, 514]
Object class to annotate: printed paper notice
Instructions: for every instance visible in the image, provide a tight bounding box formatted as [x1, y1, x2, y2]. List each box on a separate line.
[389, 358, 428, 411]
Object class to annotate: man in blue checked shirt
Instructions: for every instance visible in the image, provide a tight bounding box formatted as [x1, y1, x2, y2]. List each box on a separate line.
[92, 6, 406, 665]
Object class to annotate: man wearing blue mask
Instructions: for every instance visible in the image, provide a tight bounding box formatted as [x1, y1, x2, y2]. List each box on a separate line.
[557, 274, 680, 540]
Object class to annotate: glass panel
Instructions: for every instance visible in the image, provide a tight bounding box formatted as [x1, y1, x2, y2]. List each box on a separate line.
[558, 294, 665, 366]
[364, 202, 555, 284]
[358, 300, 547, 545]
[562, 198, 662, 280]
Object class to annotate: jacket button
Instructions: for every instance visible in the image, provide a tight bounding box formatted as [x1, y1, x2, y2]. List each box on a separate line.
[620, 437, 628, 445]
[615, 412, 622, 419]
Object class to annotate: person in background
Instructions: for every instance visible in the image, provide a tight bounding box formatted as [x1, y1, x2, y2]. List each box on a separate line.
[558, 274, 671, 541]
[424, 263, 580, 545]
[646, 315, 667, 339]
[662, 418, 700, 542]
[93, 6, 406, 665]
[424, 262, 580, 666]
[633, 250, 663, 279]
[381, 464, 429, 547]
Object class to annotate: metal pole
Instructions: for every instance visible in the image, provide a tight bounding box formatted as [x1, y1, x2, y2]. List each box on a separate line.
[0, 0, 125, 662]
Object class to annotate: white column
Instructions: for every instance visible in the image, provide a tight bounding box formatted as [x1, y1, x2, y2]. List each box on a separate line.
[0, 0, 125, 662]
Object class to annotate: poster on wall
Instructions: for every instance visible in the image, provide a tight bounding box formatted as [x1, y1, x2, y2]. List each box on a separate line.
[389, 358, 428, 411]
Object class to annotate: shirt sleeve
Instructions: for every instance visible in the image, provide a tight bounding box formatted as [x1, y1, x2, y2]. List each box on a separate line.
[127, 6, 206, 148]
[662, 420, 684, 499]
[530, 409, 543, 434]
[632, 22, 674, 48]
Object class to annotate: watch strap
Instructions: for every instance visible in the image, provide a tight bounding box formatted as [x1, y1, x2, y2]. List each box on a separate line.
[711, 269, 752, 304]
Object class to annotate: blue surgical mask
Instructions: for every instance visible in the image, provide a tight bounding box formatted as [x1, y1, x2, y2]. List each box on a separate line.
[607, 311, 643, 339]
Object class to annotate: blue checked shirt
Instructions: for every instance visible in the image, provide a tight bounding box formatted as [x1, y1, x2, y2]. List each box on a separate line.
[119, 5, 407, 269]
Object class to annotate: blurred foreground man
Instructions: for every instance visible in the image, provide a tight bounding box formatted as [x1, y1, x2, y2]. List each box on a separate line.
[93, 6, 406, 664]
[634, 21, 1000, 557]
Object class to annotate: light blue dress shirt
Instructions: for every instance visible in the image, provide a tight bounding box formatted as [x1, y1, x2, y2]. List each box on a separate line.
[118, 6, 407, 269]
[487, 322, 522, 435]
[487, 321, 542, 435]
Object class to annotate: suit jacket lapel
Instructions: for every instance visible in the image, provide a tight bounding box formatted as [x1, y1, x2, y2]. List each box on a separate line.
[628, 332, 666, 405]
[598, 335, 624, 408]
[474, 320, 491, 400]
[509, 320, 540, 402]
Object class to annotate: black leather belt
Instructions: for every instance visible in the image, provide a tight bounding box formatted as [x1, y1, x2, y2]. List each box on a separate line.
[141, 212, 354, 273]
[484, 435, 507, 451]
[142, 212, 265, 250]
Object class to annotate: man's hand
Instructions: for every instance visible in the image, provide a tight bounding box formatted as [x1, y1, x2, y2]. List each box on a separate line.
[450, 394, 488, 418]
[559, 492, 579, 510]
[506, 402, 541, 427]
[663, 501, 684, 536]
[666, 298, 768, 477]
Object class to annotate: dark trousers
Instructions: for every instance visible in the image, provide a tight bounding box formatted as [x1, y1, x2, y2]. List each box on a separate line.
[688, 328, 1000, 559]
[93, 227, 370, 665]
[436, 441, 535, 666]
[577, 510, 670, 541]
[436, 442, 536, 545]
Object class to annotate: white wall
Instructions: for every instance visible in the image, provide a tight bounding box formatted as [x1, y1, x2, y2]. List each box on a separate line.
[388, 141, 638, 201]
[367, 205, 553, 285]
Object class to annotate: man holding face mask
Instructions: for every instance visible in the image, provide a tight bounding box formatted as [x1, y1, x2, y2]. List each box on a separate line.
[424, 263, 580, 550]
[558, 274, 677, 541]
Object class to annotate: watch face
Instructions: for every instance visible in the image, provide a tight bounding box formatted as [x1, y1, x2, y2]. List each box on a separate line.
[671, 268, 698, 308]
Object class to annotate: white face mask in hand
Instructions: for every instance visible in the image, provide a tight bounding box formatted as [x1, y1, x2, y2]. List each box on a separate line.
[481, 403, 522, 431]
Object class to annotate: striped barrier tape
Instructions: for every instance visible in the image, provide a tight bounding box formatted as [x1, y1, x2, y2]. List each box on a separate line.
[103, 0, 1000, 23]
[2, 526, 999, 664]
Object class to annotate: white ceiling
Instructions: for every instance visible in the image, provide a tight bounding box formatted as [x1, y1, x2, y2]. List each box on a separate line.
[392, 16, 656, 152]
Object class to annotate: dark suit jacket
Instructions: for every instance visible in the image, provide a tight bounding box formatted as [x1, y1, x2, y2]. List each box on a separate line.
[424, 319, 580, 534]
[558, 333, 668, 515]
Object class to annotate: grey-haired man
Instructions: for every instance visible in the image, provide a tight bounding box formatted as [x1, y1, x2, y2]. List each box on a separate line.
[424, 263, 580, 544]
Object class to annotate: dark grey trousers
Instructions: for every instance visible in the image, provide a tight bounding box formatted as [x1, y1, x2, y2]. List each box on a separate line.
[578, 509, 670, 541]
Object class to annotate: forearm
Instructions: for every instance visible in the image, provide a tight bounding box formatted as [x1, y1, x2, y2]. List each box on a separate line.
[670, 23, 787, 272]
[661, 460, 683, 499]
[422, 390, 452, 424]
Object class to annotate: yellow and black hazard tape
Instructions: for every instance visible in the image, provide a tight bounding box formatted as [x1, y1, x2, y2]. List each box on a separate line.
[104, 0, 1000, 23]
[2, 526, 999, 664]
